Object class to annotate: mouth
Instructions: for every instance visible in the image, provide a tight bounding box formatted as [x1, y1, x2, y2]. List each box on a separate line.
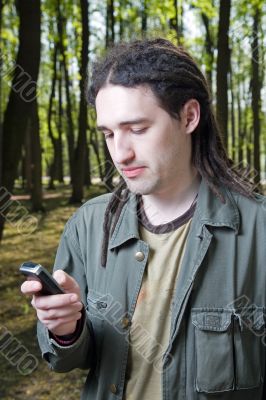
[121, 167, 146, 178]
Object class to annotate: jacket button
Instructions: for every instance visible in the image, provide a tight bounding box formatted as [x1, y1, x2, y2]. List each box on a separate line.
[135, 251, 145, 261]
[121, 317, 131, 329]
[109, 383, 117, 394]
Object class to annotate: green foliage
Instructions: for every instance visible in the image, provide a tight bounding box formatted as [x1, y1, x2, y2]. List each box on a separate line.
[0, 0, 265, 191]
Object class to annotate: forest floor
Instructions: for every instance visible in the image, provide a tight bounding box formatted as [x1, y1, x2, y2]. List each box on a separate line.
[0, 184, 107, 400]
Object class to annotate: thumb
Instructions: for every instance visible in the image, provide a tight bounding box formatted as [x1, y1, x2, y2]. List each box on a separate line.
[53, 269, 80, 294]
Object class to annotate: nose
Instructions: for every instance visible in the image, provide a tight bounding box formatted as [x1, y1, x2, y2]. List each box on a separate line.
[112, 133, 135, 165]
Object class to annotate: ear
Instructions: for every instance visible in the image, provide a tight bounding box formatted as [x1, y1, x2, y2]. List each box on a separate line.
[182, 99, 200, 134]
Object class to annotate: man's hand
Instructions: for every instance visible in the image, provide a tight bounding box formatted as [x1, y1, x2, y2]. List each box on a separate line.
[21, 270, 83, 336]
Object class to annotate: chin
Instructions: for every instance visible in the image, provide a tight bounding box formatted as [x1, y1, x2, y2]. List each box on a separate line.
[125, 180, 158, 195]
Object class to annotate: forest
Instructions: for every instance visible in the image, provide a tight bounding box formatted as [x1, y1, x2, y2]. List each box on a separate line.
[0, 0, 265, 399]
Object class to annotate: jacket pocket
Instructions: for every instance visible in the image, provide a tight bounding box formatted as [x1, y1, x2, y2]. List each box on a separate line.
[192, 309, 234, 393]
[192, 307, 265, 394]
[233, 307, 265, 389]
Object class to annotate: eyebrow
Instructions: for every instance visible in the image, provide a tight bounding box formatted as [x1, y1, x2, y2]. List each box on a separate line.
[97, 118, 151, 131]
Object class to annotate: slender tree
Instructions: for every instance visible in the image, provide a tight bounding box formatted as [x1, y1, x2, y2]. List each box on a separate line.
[201, 10, 214, 93]
[70, 0, 89, 203]
[251, 6, 262, 187]
[57, 60, 64, 183]
[30, 98, 43, 211]
[0, 0, 5, 185]
[0, 0, 41, 240]
[47, 42, 58, 189]
[103, 0, 116, 191]
[229, 54, 236, 162]
[57, 0, 75, 184]
[216, 0, 231, 149]
[141, 0, 147, 37]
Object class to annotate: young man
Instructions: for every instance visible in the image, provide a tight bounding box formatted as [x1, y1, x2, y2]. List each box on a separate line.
[21, 38, 266, 400]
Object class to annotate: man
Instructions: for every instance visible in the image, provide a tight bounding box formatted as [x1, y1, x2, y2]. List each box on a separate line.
[21, 38, 266, 400]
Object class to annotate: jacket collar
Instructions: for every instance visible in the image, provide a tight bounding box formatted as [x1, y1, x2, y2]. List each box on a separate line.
[109, 179, 240, 250]
[195, 179, 240, 233]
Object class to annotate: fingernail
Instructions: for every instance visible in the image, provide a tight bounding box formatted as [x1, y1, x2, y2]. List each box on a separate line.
[70, 294, 78, 302]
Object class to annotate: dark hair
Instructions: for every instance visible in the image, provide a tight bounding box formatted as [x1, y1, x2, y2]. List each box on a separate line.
[87, 38, 254, 266]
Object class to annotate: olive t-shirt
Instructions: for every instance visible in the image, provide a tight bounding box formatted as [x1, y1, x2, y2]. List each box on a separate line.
[123, 199, 196, 399]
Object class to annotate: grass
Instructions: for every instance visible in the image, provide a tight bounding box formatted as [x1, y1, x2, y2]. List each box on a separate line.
[0, 184, 107, 400]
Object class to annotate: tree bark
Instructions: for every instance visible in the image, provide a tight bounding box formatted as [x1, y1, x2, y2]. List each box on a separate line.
[0, 0, 41, 240]
[104, 0, 116, 190]
[30, 98, 43, 211]
[47, 42, 58, 190]
[24, 122, 32, 192]
[57, 62, 64, 183]
[251, 8, 261, 187]
[229, 55, 235, 162]
[57, 1, 75, 184]
[216, 0, 231, 149]
[106, 0, 115, 47]
[201, 11, 214, 93]
[169, 0, 183, 45]
[0, 0, 4, 185]
[70, 0, 89, 203]
[237, 76, 243, 165]
[141, 0, 147, 37]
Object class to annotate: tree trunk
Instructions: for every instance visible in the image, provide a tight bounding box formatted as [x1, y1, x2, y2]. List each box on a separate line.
[169, 0, 183, 45]
[57, 1, 75, 184]
[30, 98, 43, 211]
[229, 55, 235, 162]
[216, 0, 231, 149]
[201, 11, 214, 93]
[141, 0, 147, 37]
[48, 42, 58, 190]
[118, 0, 126, 39]
[57, 62, 64, 183]
[237, 78, 243, 165]
[106, 0, 115, 47]
[70, 0, 89, 203]
[84, 144, 91, 186]
[0, 0, 4, 185]
[104, 0, 115, 190]
[24, 123, 32, 192]
[0, 0, 41, 241]
[251, 8, 261, 187]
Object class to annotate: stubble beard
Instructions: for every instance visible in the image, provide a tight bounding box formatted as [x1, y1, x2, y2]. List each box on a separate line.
[123, 174, 160, 196]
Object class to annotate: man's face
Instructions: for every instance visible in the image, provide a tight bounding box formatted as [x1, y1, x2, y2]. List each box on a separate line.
[96, 84, 195, 196]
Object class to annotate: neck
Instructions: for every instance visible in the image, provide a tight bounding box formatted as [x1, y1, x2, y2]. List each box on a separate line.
[141, 170, 201, 225]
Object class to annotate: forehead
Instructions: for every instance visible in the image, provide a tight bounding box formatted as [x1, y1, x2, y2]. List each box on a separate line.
[95, 84, 161, 126]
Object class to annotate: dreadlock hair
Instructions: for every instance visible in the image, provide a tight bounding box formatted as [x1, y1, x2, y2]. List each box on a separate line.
[87, 38, 255, 267]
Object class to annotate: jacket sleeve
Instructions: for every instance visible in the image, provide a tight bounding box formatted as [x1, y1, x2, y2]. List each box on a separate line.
[36, 215, 95, 372]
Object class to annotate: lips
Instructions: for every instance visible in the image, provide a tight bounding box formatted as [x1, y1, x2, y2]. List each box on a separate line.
[122, 167, 146, 178]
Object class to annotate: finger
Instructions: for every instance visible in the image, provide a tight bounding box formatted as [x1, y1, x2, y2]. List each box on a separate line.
[42, 314, 82, 332]
[21, 280, 42, 295]
[53, 270, 80, 292]
[33, 293, 79, 310]
[37, 302, 83, 320]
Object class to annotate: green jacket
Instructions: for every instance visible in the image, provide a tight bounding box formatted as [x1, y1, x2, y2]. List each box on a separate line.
[37, 179, 266, 399]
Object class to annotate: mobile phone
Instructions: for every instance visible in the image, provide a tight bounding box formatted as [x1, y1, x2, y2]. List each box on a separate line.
[20, 261, 65, 295]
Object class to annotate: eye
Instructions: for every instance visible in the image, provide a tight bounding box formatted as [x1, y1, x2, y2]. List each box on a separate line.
[131, 128, 147, 134]
[104, 132, 114, 139]
[99, 129, 113, 139]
